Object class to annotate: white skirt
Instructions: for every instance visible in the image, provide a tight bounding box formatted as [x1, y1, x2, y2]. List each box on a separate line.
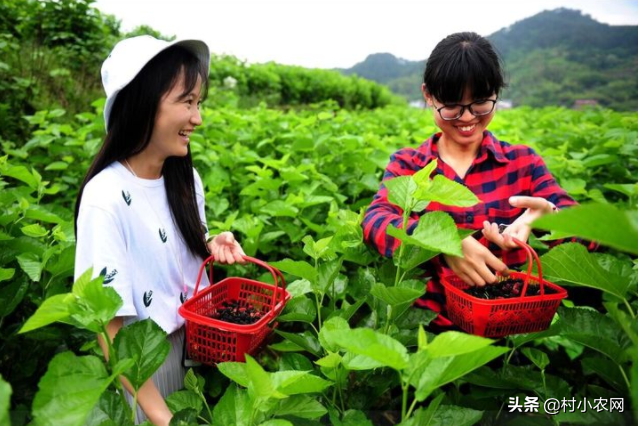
[126, 327, 186, 424]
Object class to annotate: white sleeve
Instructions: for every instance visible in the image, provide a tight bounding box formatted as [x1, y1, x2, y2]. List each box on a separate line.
[193, 168, 209, 240]
[74, 204, 137, 317]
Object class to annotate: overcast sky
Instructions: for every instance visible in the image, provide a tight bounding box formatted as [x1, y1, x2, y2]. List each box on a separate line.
[94, 0, 638, 69]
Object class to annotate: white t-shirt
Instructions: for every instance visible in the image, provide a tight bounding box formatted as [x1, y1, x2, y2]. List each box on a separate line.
[75, 161, 210, 334]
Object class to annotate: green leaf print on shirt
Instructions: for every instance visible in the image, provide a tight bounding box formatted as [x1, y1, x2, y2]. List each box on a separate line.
[99, 267, 118, 284]
[122, 190, 132, 206]
[159, 228, 167, 243]
[143, 290, 153, 307]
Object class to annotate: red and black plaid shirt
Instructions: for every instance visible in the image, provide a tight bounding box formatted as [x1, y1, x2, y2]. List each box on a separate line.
[363, 131, 579, 327]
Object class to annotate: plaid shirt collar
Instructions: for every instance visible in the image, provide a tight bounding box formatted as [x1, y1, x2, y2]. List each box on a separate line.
[417, 130, 511, 167]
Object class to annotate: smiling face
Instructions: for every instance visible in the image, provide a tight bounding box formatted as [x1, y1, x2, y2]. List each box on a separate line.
[423, 85, 497, 149]
[147, 71, 203, 161]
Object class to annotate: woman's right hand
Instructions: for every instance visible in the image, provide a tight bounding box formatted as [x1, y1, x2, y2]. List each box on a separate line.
[443, 235, 509, 286]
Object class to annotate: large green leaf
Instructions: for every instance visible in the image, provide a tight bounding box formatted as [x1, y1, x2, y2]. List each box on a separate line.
[69, 276, 123, 333]
[166, 390, 203, 415]
[0, 374, 11, 426]
[274, 330, 322, 357]
[273, 372, 331, 395]
[316, 258, 342, 295]
[318, 317, 350, 353]
[426, 331, 497, 358]
[248, 355, 285, 401]
[370, 283, 422, 307]
[533, 203, 638, 255]
[84, 391, 132, 426]
[323, 328, 409, 371]
[32, 352, 115, 426]
[278, 296, 317, 323]
[409, 346, 509, 401]
[16, 252, 42, 282]
[558, 307, 630, 364]
[260, 200, 299, 218]
[114, 319, 170, 390]
[212, 385, 252, 426]
[415, 175, 479, 207]
[217, 362, 250, 388]
[19, 293, 73, 333]
[302, 235, 334, 260]
[387, 211, 463, 256]
[539, 243, 630, 299]
[385, 176, 417, 212]
[270, 259, 317, 282]
[275, 395, 328, 420]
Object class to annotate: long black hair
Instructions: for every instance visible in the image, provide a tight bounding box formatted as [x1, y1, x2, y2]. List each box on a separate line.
[75, 45, 210, 260]
[423, 32, 506, 103]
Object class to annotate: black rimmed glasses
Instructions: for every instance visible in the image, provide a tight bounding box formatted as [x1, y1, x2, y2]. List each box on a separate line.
[432, 99, 497, 121]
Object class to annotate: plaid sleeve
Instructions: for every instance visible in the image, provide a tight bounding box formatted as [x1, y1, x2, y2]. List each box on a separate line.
[362, 148, 424, 258]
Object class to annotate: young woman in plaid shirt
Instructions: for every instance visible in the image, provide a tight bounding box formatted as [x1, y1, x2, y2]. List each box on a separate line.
[363, 32, 585, 329]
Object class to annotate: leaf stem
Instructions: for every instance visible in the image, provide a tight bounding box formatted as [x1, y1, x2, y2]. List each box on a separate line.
[622, 298, 636, 319]
[619, 364, 631, 391]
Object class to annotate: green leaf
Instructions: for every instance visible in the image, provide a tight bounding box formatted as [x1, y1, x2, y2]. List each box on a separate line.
[558, 307, 630, 364]
[521, 347, 550, 370]
[274, 372, 332, 395]
[270, 259, 317, 282]
[387, 211, 463, 256]
[274, 330, 322, 357]
[426, 331, 497, 357]
[257, 420, 293, 426]
[318, 317, 351, 353]
[415, 175, 479, 207]
[84, 391, 132, 426]
[245, 355, 285, 400]
[21, 223, 49, 238]
[285, 279, 313, 297]
[32, 352, 114, 426]
[0, 164, 38, 189]
[19, 293, 73, 333]
[114, 319, 170, 390]
[323, 328, 409, 371]
[275, 395, 328, 420]
[581, 356, 628, 392]
[68, 276, 123, 333]
[16, 252, 42, 282]
[302, 235, 334, 260]
[316, 258, 342, 295]
[385, 176, 417, 212]
[533, 203, 638, 255]
[278, 296, 317, 323]
[260, 200, 299, 218]
[166, 390, 203, 415]
[398, 245, 438, 272]
[217, 362, 250, 387]
[370, 283, 422, 307]
[413, 159, 438, 186]
[539, 243, 630, 299]
[409, 344, 509, 401]
[212, 385, 252, 426]
[0, 374, 11, 426]
[0, 276, 28, 317]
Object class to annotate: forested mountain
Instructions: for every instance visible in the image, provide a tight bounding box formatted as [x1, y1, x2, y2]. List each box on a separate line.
[340, 8, 638, 110]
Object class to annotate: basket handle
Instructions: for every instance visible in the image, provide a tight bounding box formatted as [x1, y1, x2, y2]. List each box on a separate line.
[193, 255, 287, 313]
[510, 238, 545, 297]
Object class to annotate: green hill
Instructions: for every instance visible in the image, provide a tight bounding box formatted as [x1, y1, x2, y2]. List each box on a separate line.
[339, 8, 638, 110]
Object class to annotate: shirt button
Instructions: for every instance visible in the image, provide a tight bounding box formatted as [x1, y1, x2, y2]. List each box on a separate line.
[466, 213, 474, 223]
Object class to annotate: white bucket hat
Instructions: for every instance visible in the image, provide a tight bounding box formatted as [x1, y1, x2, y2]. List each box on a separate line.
[101, 35, 210, 129]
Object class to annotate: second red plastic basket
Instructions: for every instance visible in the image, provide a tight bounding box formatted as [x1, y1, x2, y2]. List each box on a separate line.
[440, 239, 567, 337]
[178, 255, 291, 365]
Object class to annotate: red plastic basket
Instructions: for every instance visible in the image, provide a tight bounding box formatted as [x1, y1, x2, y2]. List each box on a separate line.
[440, 239, 567, 337]
[178, 255, 290, 365]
